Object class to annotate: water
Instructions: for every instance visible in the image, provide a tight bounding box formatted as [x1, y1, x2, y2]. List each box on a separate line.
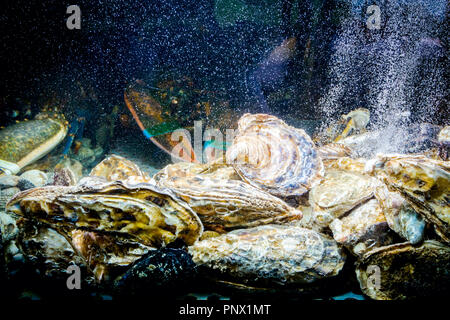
[0, 0, 448, 301]
[319, 0, 447, 155]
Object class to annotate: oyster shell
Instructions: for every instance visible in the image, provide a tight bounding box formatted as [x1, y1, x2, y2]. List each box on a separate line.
[356, 241, 450, 300]
[156, 173, 302, 232]
[374, 184, 425, 244]
[188, 225, 346, 287]
[226, 113, 324, 197]
[438, 125, 450, 143]
[0, 211, 90, 281]
[322, 156, 369, 175]
[370, 154, 450, 243]
[153, 160, 240, 182]
[308, 169, 379, 229]
[6, 178, 203, 247]
[334, 108, 370, 142]
[1, 211, 154, 283]
[317, 143, 353, 160]
[329, 199, 394, 256]
[68, 229, 153, 281]
[89, 154, 152, 183]
[14, 219, 87, 278]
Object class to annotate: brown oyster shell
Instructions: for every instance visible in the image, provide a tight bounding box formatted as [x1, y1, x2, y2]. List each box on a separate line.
[153, 160, 240, 182]
[226, 113, 324, 197]
[371, 154, 450, 243]
[374, 184, 426, 244]
[356, 240, 450, 300]
[188, 225, 346, 287]
[1, 210, 153, 283]
[89, 154, 152, 183]
[156, 173, 302, 233]
[6, 177, 203, 247]
[69, 229, 153, 282]
[329, 199, 394, 256]
[322, 156, 369, 174]
[308, 169, 379, 229]
[0, 212, 87, 279]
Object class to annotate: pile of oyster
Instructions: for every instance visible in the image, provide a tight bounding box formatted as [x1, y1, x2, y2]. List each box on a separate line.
[0, 112, 448, 300]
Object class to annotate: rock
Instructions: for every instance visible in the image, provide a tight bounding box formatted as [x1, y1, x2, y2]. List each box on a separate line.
[114, 248, 197, 295]
[19, 170, 47, 188]
[0, 187, 20, 211]
[17, 179, 36, 191]
[0, 175, 20, 189]
[52, 168, 77, 186]
[93, 146, 104, 157]
[52, 158, 83, 186]
[80, 138, 92, 149]
[72, 144, 104, 167]
[0, 211, 19, 243]
[75, 146, 94, 161]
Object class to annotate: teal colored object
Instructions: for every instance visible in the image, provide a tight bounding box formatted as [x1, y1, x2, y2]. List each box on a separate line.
[144, 121, 181, 138]
[203, 139, 231, 151]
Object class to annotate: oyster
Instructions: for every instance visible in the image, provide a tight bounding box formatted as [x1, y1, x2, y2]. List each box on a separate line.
[356, 241, 450, 300]
[226, 113, 324, 197]
[156, 172, 302, 232]
[188, 225, 346, 287]
[317, 143, 352, 160]
[438, 125, 450, 143]
[308, 169, 379, 230]
[89, 154, 152, 183]
[322, 156, 368, 175]
[370, 154, 450, 242]
[153, 159, 240, 182]
[374, 184, 426, 244]
[6, 178, 203, 247]
[13, 219, 87, 278]
[329, 199, 394, 256]
[0, 211, 93, 283]
[0, 111, 68, 175]
[68, 229, 154, 281]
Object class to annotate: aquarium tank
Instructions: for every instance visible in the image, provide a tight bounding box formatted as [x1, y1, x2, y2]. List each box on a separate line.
[0, 0, 448, 305]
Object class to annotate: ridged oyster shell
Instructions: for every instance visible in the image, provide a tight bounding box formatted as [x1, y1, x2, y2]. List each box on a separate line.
[329, 199, 394, 256]
[153, 160, 240, 182]
[356, 241, 450, 300]
[188, 225, 346, 286]
[156, 173, 302, 232]
[375, 184, 426, 244]
[308, 169, 379, 230]
[370, 154, 450, 242]
[6, 178, 203, 247]
[89, 154, 152, 183]
[226, 113, 324, 197]
[317, 143, 353, 160]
